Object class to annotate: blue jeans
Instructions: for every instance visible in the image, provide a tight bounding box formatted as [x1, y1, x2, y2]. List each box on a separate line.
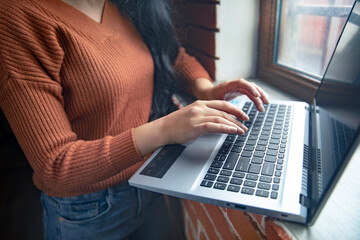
[40, 182, 173, 240]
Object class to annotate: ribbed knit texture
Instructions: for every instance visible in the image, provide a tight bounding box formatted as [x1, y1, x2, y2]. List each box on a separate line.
[0, 0, 211, 197]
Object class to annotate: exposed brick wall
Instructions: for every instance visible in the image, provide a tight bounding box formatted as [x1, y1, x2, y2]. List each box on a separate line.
[182, 200, 295, 240]
[173, 0, 219, 79]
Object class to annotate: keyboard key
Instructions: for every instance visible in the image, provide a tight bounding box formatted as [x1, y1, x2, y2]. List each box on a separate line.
[214, 182, 227, 190]
[201, 180, 214, 188]
[233, 172, 245, 178]
[255, 145, 266, 151]
[259, 176, 272, 183]
[235, 157, 250, 172]
[227, 185, 241, 192]
[269, 139, 280, 145]
[204, 174, 217, 181]
[256, 189, 269, 198]
[273, 177, 281, 183]
[241, 187, 255, 195]
[253, 151, 265, 158]
[251, 157, 263, 164]
[225, 135, 236, 142]
[211, 161, 223, 168]
[208, 168, 220, 174]
[244, 180, 257, 188]
[246, 174, 258, 181]
[264, 156, 276, 163]
[231, 146, 242, 153]
[241, 151, 252, 158]
[271, 191, 278, 199]
[230, 178, 243, 185]
[268, 144, 279, 150]
[266, 149, 278, 156]
[272, 184, 280, 191]
[217, 176, 230, 183]
[244, 145, 255, 151]
[220, 170, 232, 176]
[257, 140, 268, 146]
[258, 183, 271, 190]
[223, 153, 240, 170]
[248, 164, 261, 174]
[261, 162, 275, 176]
[246, 140, 257, 146]
[219, 148, 230, 154]
[234, 141, 245, 147]
[222, 141, 233, 148]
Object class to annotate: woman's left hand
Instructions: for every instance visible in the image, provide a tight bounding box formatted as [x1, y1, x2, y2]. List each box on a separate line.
[192, 78, 270, 112]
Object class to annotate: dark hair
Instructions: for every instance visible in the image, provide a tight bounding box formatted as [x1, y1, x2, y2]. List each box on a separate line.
[113, 0, 184, 120]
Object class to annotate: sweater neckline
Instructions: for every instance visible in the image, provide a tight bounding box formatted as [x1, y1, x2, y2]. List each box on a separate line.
[59, 0, 107, 24]
[33, 0, 127, 39]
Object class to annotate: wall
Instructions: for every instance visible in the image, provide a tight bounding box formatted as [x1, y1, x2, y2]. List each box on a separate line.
[174, 0, 260, 82]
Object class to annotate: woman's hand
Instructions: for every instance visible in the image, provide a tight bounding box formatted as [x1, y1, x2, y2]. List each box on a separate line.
[134, 100, 250, 156]
[192, 78, 270, 112]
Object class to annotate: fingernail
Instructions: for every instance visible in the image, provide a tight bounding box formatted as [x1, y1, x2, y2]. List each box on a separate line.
[243, 125, 248, 132]
[260, 105, 265, 112]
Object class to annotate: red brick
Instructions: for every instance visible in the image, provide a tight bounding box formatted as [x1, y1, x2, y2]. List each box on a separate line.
[202, 203, 240, 240]
[265, 218, 294, 240]
[188, 3, 217, 30]
[225, 208, 263, 240]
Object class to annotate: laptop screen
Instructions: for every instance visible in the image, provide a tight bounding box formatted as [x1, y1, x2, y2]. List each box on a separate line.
[309, 0, 360, 220]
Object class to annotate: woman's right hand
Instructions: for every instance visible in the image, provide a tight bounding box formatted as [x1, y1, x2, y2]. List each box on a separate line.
[134, 100, 249, 157]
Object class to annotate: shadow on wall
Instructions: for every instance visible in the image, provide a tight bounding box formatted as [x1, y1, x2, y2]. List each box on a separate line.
[0, 110, 43, 240]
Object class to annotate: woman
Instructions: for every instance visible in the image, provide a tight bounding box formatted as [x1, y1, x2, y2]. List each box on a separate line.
[0, 0, 269, 239]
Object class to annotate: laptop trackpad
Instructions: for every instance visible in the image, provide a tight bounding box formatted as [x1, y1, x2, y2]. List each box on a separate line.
[139, 134, 221, 180]
[139, 145, 186, 178]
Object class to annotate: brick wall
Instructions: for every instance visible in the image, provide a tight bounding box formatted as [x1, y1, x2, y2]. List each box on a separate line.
[182, 200, 294, 240]
[173, 0, 219, 79]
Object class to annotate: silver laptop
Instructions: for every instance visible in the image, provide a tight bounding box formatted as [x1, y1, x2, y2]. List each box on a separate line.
[129, 1, 360, 225]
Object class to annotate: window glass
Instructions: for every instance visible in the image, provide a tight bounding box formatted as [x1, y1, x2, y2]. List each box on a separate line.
[275, 0, 354, 79]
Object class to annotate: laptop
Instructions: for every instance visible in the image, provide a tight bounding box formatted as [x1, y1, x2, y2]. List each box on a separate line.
[129, 1, 360, 225]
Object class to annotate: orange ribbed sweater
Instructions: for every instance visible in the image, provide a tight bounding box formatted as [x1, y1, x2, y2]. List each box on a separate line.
[0, 0, 210, 197]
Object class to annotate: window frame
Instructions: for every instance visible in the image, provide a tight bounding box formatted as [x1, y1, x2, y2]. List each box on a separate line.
[256, 0, 320, 103]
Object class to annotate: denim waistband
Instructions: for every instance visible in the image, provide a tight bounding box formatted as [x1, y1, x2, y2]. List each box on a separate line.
[45, 181, 132, 204]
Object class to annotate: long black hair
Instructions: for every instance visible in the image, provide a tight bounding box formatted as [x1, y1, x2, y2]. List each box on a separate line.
[113, 0, 185, 120]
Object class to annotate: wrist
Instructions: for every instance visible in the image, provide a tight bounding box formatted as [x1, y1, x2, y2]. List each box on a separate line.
[192, 78, 214, 100]
[133, 119, 168, 156]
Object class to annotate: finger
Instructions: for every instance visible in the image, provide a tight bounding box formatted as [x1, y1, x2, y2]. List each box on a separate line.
[200, 111, 248, 133]
[203, 100, 249, 121]
[195, 122, 243, 136]
[246, 94, 265, 112]
[201, 116, 246, 134]
[252, 83, 270, 104]
[223, 79, 261, 98]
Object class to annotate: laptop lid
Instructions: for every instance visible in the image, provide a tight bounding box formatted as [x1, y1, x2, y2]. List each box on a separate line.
[307, 0, 360, 225]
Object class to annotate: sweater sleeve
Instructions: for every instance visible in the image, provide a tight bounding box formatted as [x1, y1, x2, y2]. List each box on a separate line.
[0, 1, 143, 194]
[174, 47, 212, 83]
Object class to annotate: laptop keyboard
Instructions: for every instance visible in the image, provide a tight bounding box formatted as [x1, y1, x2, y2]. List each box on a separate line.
[200, 102, 292, 200]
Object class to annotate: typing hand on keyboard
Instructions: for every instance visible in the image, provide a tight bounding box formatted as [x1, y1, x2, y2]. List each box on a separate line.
[200, 102, 292, 200]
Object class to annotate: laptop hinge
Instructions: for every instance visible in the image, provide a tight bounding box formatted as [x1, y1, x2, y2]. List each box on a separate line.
[299, 194, 312, 208]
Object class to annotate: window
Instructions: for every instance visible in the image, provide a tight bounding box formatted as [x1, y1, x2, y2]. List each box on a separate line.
[257, 0, 354, 102]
